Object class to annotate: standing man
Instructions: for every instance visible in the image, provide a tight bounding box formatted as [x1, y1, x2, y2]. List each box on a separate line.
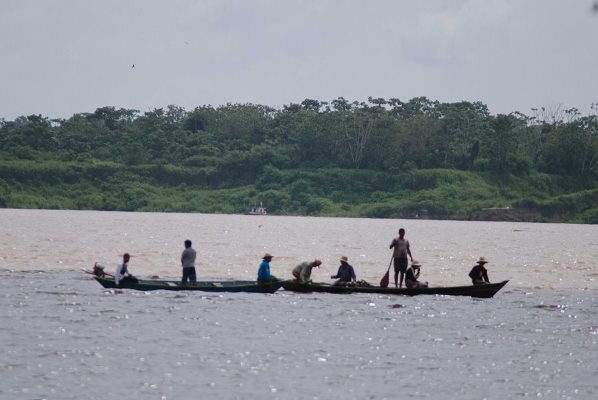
[181, 240, 197, 285]
[389, 228, 413, 288]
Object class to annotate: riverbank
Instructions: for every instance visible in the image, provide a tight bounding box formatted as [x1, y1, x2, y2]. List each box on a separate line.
[1, 161, 597, 223]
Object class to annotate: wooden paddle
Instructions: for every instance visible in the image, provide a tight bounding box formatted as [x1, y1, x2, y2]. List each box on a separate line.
[379, 256, 393, 288]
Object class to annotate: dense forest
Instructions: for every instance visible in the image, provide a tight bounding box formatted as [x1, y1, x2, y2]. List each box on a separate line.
[1, 97, 597, 223]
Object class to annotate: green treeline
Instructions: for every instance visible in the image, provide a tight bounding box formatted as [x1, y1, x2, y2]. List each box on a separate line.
[0, 97, 597, 222]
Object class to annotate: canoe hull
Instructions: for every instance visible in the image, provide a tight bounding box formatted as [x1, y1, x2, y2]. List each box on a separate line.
[94, 276, 284, 293]
[282, 280, 509, 298]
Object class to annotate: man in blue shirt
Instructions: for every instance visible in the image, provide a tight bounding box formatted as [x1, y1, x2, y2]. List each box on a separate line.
[331, 255, 356, 285]
[257, 253, 278, 283]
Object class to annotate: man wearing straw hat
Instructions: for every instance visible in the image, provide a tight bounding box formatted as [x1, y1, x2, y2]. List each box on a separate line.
[469, 257, 490, 285]
[292, 258, 322, 284]
[331, 255, 356, 285]
[405, 260, 428, 289]
[257, 253, 278, 283]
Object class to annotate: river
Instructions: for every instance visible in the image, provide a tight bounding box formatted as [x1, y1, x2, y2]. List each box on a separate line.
[0, 209, 597, 399]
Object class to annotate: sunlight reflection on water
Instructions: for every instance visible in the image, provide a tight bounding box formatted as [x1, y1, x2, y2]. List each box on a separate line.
[1, 209, 597, 290]
[1, 271, 596, 399]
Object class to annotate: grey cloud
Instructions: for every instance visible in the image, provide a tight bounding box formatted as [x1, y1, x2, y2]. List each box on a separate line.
[1, 0, 597, 120]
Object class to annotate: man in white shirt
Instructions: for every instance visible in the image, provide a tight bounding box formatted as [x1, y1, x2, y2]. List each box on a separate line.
[114, 253, 137, 287]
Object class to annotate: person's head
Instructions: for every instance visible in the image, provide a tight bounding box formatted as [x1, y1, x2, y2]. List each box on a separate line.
[312, 258, 322, 268]
[339, 255, 349, 264]
[477, 256, 488, 265]
[184, 240, 192, 248]
[411, 260, 421, 269]
[398, 228, 405, 237]
[123, 253, 130, 262]
[263, 253, 273, 261]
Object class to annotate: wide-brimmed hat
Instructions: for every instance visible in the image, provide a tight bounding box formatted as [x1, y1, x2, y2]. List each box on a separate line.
[263, 253, 273, 259]
[411, 260, 421, 268]
[339, 256, 349, 263]
[477, 257, 488, 264]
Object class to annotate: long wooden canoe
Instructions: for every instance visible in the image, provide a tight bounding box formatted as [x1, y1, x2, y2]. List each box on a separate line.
[282, 280, 509, 298]
[94, 276, 284, 293]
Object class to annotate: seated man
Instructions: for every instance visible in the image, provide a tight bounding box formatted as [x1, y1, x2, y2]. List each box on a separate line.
[257, 253, 278, 283]
[405, 260, 428, 289]
[469, 257, 490, 285]
[292, 259, 322, 284]
[331, 256, 356, 285]
[114, 253, 138, 287]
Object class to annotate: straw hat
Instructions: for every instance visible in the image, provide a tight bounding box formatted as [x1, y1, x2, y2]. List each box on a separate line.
[263, 253, 273, 259]
[411, 260, 422, 268]
[339, 256, 349, 263]
[477, 257, 488, 264]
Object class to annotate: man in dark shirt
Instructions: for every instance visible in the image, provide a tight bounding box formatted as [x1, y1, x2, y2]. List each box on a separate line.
[331, 256, 356, 285]
[405, 260, 428, 289]
[469, 257, 490, 285]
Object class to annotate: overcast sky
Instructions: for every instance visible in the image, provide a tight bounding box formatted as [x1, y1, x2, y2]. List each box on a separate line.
[1, 0, 598, 120]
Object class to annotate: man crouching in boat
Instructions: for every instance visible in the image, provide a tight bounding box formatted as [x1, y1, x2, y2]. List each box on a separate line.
[292, 259, 322, 284]
[257, 253, 279, 283]
[331, 256, 356, 286]
[114, 253, 138, 287]
[405, 260, 428, 289]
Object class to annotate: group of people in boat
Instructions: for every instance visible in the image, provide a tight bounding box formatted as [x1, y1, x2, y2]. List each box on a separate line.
[111, 229, 492, 288]
[256, 227, 492, 288]
[112, 239, 198, 286]
[389, 227, 492, 287]
[389, 227, 425, 288]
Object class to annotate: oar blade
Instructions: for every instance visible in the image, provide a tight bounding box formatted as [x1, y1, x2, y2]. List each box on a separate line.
[380, 271, 390, 288]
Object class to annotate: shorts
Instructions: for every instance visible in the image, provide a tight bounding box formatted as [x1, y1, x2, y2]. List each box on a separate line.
[393, 257, 408, 274]
[182, 267, 197, 283]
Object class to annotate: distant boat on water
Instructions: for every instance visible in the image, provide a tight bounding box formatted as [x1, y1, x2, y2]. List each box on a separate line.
[247, 202, 267, 215]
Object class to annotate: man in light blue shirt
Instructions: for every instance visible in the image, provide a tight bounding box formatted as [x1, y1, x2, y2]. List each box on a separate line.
[181, 240, 197, 285]
[292, 259, 322, 284]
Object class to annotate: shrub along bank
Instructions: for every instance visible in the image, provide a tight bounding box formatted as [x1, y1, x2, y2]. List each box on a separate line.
[1, 98, 596, 223]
